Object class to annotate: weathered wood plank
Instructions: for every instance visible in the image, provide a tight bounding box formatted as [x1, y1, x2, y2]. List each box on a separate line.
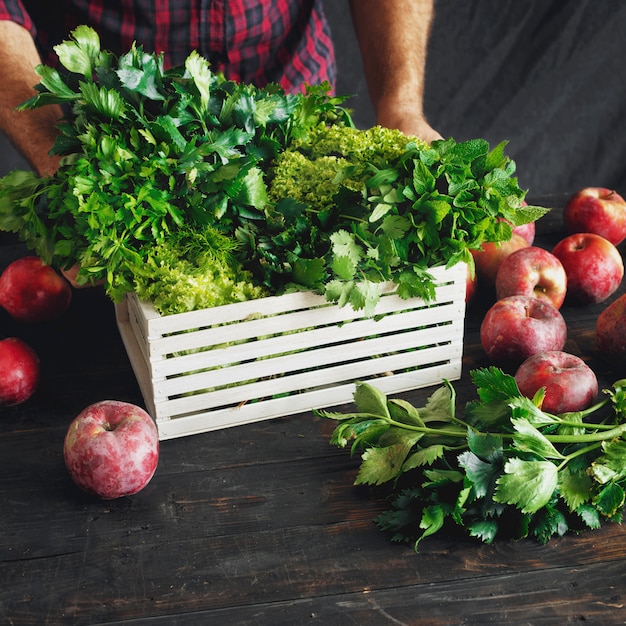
[88, 559, 625, 626]
[2, 517, 626, 625]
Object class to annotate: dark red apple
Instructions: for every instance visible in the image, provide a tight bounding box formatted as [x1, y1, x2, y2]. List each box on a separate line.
[514, 350, 598, 414]
[0, 337, 40, 406]
[480, 295, 567, 363]
[552, 233, 624, 304]
[0, 256, 72, 323]
[596, 293, 626, 357]
[495, 246, 567, 309]
[64, 400, 159, 500]
[563, 187, 626, 245]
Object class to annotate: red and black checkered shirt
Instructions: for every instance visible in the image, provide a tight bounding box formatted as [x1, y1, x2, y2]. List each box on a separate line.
[0, 0, 336, 93]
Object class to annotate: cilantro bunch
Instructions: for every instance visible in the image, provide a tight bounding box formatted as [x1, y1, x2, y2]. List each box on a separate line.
[319, 368, 626, 549]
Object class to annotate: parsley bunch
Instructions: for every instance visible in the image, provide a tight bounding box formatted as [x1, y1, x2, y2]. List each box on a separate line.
[319, 368, 626, 549]
[0, 26, 349, 308]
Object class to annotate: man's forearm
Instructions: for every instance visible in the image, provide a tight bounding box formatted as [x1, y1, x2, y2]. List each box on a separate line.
[0, 21, 62, 176]
[349, 0, 440, 140]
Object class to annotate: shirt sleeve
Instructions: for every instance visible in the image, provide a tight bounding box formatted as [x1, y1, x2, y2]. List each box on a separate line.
[0, 0, 36, 36]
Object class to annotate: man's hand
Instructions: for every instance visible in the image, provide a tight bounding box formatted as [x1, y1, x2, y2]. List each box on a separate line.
[349, 0, 442, 144]
[375, 104, 443, 144]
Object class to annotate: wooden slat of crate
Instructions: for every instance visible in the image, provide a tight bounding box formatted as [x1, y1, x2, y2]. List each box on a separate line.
[153, 314, 462, 397]
[149, 296, 461, 379]
[156, 341, 463, 417]
[154, 360, 463, 440]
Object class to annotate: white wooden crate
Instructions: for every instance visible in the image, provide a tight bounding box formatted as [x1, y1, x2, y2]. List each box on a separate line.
[115, 263, 467, 440]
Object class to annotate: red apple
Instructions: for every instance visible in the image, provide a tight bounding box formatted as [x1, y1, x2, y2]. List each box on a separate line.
[61, 263, 105, 289]
[513, 221, 536, 245]
[552, 233, 624, 304]
[64, 400, 159, 499]
[0, 256, 72, 323]
[514, 350, 598, 414]
[510, 201, 536, 244]
[563, 187, 626, 245]
[495, 246, 567, 309]
[472, 233, 529, 286]
[0, 337, 40, 406]
[466, 262, 477, 304]
[480, 295, 567, 363]
[596, 293, 626, 357]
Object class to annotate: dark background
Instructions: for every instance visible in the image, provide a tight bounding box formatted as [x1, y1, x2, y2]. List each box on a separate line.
[326, 0, 626, 198]
[2, 0, 626, 197]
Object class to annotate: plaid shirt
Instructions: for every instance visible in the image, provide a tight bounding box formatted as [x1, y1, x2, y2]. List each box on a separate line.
[0, 0, 336, 92]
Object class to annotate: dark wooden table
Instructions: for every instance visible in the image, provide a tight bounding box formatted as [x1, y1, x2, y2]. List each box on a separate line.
[2, 195, 626, 625]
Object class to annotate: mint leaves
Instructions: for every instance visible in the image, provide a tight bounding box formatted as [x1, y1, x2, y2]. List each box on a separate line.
[319, 369, 626, 549]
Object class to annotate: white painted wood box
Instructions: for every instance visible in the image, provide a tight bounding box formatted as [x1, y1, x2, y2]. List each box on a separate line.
[115, 263, 467, 440]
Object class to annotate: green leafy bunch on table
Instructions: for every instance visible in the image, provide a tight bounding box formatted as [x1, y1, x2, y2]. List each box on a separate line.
[319, 368, 626, 549]
[0, 25, 544, 316]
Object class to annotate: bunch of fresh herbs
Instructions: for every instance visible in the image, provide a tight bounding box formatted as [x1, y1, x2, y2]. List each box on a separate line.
[251, 124, 549, 313]
[0, 26, 547, 315]
[318, 368, 626, 549]
[0, 26, 348, 309]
